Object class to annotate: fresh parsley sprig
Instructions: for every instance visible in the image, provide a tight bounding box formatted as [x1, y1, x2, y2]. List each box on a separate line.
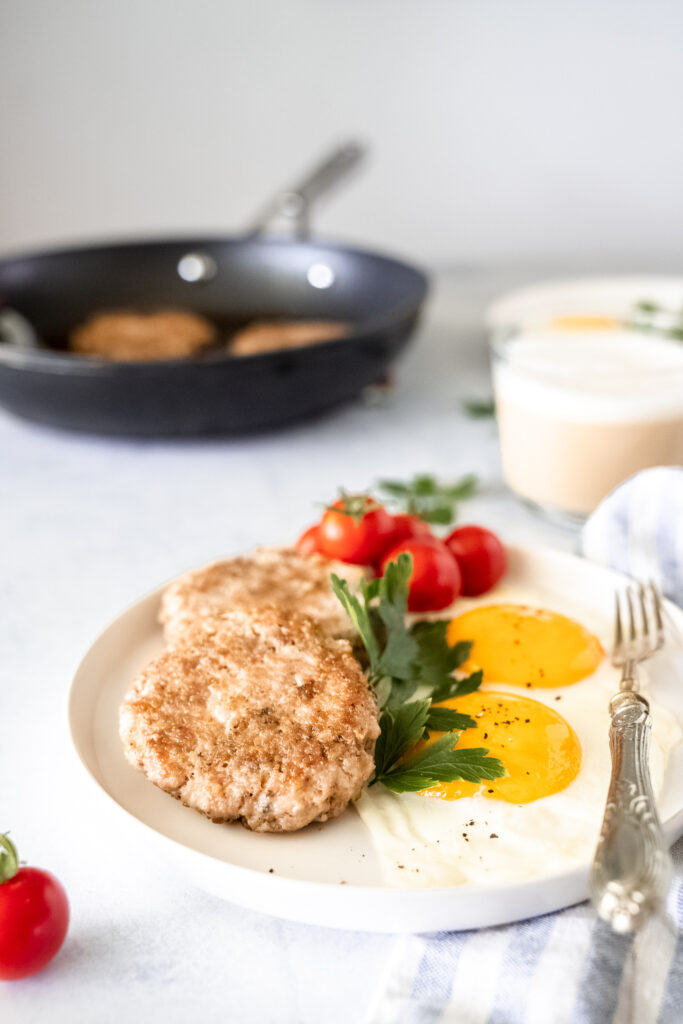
[331, 555, 505, 794]
[379, 735, 505, 793]
[332, 554, 419, 688]
[410, 620, 477, 702]
[373, 699, 431, 778]
[426, 706, 477, 732]
[376, 473, 477, 526]
[463, 398, 496, 419]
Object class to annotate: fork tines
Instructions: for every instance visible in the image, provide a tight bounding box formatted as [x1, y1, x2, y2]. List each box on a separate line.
[613, 581, 665, 665]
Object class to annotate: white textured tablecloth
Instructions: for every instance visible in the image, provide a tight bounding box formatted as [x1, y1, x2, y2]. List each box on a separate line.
[0, 270, 575, 1023]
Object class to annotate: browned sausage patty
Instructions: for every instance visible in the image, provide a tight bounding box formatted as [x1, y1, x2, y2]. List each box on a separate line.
[120, 607, 379, 832]
[159, 547, 366, 646]
[229, 320, 348, 356]
[70, 310, 216, 361]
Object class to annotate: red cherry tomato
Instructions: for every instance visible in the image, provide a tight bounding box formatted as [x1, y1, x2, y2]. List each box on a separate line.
[372, 515, 433, 573]
[445, 525, 506, 596]
[317, 497, 395, 565]
[389, 514, 433, 545]
[0, 836, 69, 981]
[381, 538, 462, 612]
[295, 523, 321, 556]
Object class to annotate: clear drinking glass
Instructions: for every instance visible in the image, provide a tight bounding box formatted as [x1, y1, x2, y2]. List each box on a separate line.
[490, 322, 683, 526]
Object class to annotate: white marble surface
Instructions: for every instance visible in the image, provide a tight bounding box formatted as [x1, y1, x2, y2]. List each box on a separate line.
[0, 270, 575, 1022]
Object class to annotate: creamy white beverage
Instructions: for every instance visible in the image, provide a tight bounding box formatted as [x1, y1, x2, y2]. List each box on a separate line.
[493, 329, 683, 518]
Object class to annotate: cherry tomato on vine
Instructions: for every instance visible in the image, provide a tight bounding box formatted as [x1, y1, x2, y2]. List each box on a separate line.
[381, 537, 462, 612]
[295, 523, 321, 556]
[445, 525, 506, 596]
[0, 834, 69, 981]
[317, 496, 395, 565]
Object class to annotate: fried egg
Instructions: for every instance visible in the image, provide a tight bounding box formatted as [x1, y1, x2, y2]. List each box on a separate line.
[417, 691, 582, 804]
[447, 604, 604, 688]
[355, 588, 681, 887]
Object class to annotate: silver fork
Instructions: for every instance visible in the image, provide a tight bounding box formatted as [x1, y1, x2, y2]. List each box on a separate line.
[589, 582, 671, 933]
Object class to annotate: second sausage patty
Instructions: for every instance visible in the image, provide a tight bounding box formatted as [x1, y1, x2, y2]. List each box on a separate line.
[159, 547, 366, 645]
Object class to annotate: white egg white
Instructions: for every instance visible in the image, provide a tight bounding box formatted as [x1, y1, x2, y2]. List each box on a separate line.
[355, 584, 682, 888]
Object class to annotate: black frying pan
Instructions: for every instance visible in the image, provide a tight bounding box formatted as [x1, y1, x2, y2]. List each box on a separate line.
[0, 144, 429, 437]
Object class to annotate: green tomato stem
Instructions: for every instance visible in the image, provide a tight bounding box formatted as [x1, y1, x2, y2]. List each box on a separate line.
[0, 833, 19, 883]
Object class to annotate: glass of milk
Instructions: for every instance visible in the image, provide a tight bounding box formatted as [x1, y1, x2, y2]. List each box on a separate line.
[491, 323, 683, 524]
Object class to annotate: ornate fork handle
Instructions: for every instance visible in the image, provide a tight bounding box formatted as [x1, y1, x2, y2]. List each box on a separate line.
[590, 690, 672, 933]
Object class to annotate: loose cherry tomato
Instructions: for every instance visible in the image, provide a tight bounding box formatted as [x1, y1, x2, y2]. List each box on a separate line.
[381, 538, 462, 612]
[372, 514, 433, 572]
[295, 523, 321, 556]
[317, 496, 395, 565]
[445, 525, 506, 596]
[388, 514, 433, 545]
[0, 834, 69, 980]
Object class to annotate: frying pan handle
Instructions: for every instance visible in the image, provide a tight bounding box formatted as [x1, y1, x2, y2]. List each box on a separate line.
[248, 141, 366, 239]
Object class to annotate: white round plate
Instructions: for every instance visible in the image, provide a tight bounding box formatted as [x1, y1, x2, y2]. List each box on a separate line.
[486, 275, 683, 329]
[69, 545, 683, 933]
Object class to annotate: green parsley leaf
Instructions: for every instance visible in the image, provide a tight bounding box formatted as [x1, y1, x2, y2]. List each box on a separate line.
[361, 577, 381, 602]
[378, 733, 505, 793]
[332, 556, 419, 687]
[418, 504, 456, 525]
[375, 479, 411, 497]
[440, 474, 479, 500]
[448, 669, 484, 699]
[425, 706, 477, 732]
[372, 699, 431, 781]
[384, 678, 418, 709]
[411, 474, 438, 496]
[409, 620, 472, 700]
[634, 299, 659, 314]
[463, 399, 496, 419]
[373, 677, 393, 710]
[376, 473, 478, 527]
[330, 574, 381, 676]
[374, 554, 420, 680]
[429, 668, 484, 704]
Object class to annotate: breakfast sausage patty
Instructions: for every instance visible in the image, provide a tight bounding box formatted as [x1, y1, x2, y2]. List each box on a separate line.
[119, 607, 379, 832]
[229, 320, 348, 356]
[70, 310, 216, 361]
[159, 547, 366, 645]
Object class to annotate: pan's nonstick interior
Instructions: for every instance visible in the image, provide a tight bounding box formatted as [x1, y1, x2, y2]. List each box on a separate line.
[0, 235, 428, 435]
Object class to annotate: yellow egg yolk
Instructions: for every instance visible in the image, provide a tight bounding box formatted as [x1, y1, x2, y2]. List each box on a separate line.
[548, 315, 620, 331]
[447, 604, 603, 688]
[417, 691, 582, 803]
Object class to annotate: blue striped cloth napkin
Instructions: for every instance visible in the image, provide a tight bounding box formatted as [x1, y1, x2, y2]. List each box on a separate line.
[362, 467, 683, 1024]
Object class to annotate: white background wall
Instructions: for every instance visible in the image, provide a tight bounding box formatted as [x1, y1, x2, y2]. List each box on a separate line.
[2, 0, 683, 270]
